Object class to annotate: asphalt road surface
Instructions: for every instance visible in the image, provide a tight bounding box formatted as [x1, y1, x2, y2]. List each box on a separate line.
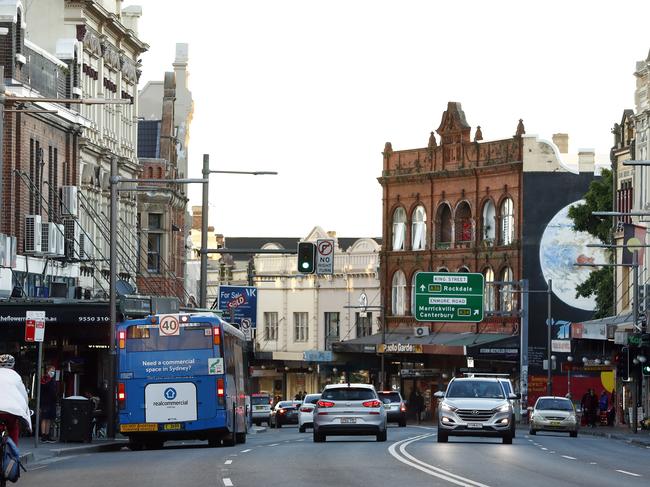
[20, 426, 650, 487]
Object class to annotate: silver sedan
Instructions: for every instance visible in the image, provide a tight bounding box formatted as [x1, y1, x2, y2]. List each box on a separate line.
[529, 396, 579, 437]
[313, 383, 387, 442]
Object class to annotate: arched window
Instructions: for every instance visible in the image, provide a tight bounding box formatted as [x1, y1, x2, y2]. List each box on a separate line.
[437, 267, 449, 272]
[500, 198, 515, 245]
[392, 207, 406, 251]
[458, 266, 470, 273]
[482, 200, 496, 243]
[483, 267, 495, 312]
[500, 267, 514, 312]
[411, 206, 427, 250]
[410, 272, 419, 315]
[455, 201, 472, 244]
[391, 270, 406, 316]
[435, 204, 452, 248]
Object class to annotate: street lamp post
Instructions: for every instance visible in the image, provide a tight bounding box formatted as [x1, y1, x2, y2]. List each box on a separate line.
[567, 355, 573, 399]
[198, 154, 277, 308]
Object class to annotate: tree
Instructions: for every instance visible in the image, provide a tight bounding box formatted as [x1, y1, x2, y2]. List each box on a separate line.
[567, 169, 613, 318]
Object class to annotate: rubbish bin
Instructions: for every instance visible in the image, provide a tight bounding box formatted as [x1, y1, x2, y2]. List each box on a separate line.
[60, 396, 93, 443]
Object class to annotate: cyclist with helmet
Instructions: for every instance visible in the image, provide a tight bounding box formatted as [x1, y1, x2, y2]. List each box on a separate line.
[0, 354, 31, 445]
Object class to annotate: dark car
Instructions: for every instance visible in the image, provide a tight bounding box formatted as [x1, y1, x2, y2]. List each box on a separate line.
[377, 391, 407, 427]
[270, 401, 300, 428]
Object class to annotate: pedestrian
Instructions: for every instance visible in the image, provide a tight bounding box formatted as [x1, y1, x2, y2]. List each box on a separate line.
[0, 354, 32, 446]
[415, 390, 424, 423]
[39, 365, 58, 443]
[581, 388, 598, 427]
[598, 390, 608, 414]
[294, 391, 302, 401]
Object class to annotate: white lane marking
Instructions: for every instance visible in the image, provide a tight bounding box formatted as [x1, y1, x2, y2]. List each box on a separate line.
[616, 470, 641, 477]
[268, 443, 280, 447]
[224, 460, 233, 465]
[561, 455, 576, 460]
[240, 449, 251, 453]
[589, 462, 597, 465]
[296, 439, 305, 442]
[412, 425, 437, 430]
[541, 447, 548, 451]
[223, 479, 234, 487]
[388, 434, 492, 487]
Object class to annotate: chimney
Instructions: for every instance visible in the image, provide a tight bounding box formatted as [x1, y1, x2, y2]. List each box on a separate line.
[552, 133, 569, 154]
[578, 149, 595, 174]
[192, 206, 202, 230]
[327, 231, 337, 238]
[121, 6, 142, 35]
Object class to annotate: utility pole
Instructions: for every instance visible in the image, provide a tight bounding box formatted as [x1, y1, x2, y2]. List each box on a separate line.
[107, 156, 118, 438]
[200, 154, 209, 308]
[547, 279, 553, 396]
[520, 279, 529, 414]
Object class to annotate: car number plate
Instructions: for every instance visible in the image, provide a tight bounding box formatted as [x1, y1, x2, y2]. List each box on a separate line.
[467, 422, 483, 429]
[550, 421, 561, 426]
[341, 418, 357, 424]
[254, 406, 265, 410]
[162, 423, 184, 431]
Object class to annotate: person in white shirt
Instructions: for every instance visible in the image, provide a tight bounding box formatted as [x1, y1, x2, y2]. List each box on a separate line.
[0, 354, 31, 446]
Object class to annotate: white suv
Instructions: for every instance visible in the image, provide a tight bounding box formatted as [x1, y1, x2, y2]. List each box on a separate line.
[435, 377, 516, 444]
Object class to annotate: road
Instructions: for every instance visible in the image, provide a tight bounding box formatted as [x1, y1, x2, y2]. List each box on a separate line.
[20, 426, 650, 487]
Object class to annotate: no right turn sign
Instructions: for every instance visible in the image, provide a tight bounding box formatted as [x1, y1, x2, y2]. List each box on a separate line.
[316, 239, 335, 275]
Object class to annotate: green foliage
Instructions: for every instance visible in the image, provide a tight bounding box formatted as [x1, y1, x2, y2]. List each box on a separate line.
[574, 266, 613, 318]
[567, 169, 612, 242]
[567, 169, 613, 317]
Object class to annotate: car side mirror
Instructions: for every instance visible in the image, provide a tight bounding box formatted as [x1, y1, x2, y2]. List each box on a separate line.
[508, 393, 519, 400]
[527, 406, 533, 412]
[434, 391, 444, 398]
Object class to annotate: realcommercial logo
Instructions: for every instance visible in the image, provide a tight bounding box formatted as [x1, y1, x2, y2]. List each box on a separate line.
[164, 387, 177, 400]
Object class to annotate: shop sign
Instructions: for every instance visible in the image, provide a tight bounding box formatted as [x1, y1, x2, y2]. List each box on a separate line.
[400, 368, 440, 377]
[628, 333, 650, 347]
[25, 310, 45, 342]
[377, 343, 423, 354]
[303, 350, 333, 362]
[571, 322, 606, 340]
[551, 339, 571, 353]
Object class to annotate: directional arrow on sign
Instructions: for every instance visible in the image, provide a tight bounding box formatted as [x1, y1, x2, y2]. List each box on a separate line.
[420, 284, 426, 291]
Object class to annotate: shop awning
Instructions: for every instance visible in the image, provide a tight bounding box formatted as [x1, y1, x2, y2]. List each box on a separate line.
[332, 331, 513, 354]
[572, 312, 636, 342]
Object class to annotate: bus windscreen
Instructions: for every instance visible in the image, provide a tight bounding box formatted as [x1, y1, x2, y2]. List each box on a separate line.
[126, 325, 214, 352]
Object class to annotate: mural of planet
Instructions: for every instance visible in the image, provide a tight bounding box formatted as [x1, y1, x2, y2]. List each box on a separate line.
[538, 200, 607, 311]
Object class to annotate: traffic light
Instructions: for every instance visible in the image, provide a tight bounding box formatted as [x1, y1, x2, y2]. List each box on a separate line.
[297, 242, 316, 274]
[643, 364, 650, 377]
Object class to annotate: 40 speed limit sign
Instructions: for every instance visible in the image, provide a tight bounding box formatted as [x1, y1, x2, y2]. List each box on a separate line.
[159, 314, 180, 336]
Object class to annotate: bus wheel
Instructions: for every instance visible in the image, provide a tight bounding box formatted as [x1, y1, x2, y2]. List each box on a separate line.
[128, 441, 144, 451]
[145, 441, 163, 450]
[236, 432, 246, 444]
[223, 433, 236, 447]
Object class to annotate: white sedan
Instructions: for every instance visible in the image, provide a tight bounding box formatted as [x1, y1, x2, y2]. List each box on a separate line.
[298, 393, 321, 432]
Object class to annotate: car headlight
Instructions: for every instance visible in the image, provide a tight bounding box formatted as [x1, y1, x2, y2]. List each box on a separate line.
[567, 415, 576, 422]
[441, 402, 457, 412]
[496, 403, 510, 413]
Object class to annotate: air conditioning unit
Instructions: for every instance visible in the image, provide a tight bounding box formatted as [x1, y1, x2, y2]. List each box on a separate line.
[79, 233, 95, 261]
[63, 218, 80, 260]
[24, 215, 43, 254]
[8, 236, 16, 267]
[41, 222, 59, 256]
[55, 224, 65, 257]
[60, 186, 78, 217]
[0, 234, 7, 266]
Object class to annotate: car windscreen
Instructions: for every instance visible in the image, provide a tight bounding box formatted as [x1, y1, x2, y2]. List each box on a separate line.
[446, 380, 505, 399]
[304, 394, 321, 404]
[378, 392, 401, 403]
[321, 388, 376, 401]
[126, 324, 214, 352]
[499, 381, 513, 395]
[277, 401, 296, 409]
[251, 396, 271, 406]
[536, 398, 574, 411]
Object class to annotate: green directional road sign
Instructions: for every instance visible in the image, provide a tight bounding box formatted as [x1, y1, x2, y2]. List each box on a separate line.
[414, 272, 484, 322]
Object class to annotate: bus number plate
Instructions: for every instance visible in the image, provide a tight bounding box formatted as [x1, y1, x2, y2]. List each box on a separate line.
[162, 423, 184, 431]
[120, 423, 158, 433]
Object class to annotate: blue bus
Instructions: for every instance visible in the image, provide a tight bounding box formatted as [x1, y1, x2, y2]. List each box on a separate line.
[117, 312, 248, 449]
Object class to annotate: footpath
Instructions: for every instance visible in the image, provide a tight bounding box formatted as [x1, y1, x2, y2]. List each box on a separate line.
[19, 425, 267, 466]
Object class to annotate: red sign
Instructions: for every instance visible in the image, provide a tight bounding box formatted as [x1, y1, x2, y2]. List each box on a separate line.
[227, 295, 246, 309]
[25, 319, 36, 342]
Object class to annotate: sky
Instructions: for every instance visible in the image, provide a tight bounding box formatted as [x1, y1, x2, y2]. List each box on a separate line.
[123, 0, 650, 238]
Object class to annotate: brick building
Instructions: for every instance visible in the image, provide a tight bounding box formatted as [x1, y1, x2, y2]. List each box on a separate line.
[377, 102, 602, 410]
[136, 70, 189, 301]
[379, 102, 523, 332]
